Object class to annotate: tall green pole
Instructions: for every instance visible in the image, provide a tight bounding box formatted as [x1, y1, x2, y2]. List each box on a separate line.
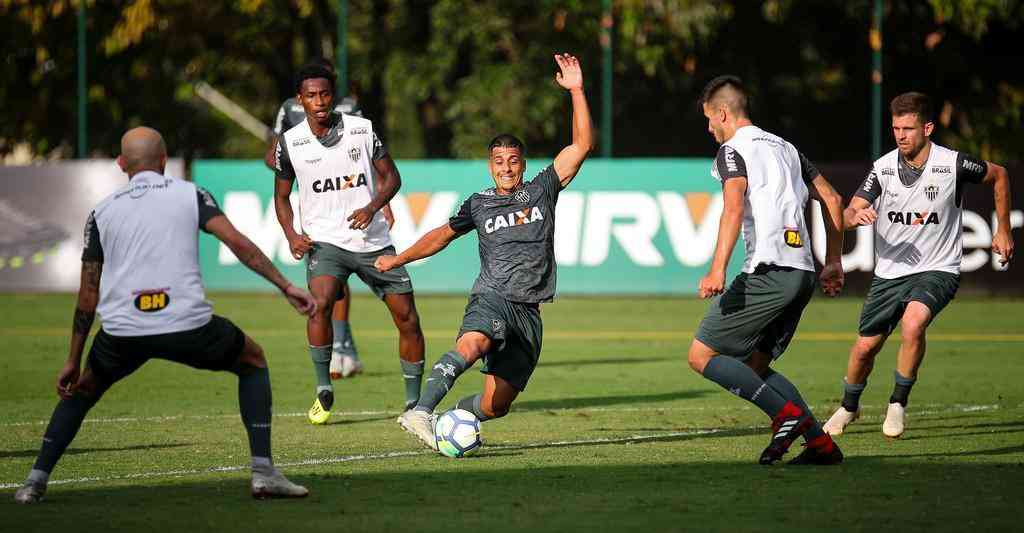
[871, 0, 883, 159]
[336, 0, 348, 96]
[77, 0, 87, 158]
[601, 0, 613, 158]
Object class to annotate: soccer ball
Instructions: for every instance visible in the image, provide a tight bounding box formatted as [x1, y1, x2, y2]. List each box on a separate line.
[434, 409, 482, 458]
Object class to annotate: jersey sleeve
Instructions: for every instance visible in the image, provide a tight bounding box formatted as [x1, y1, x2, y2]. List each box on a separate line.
[798, 151, 820, 183]
[81, 211, 103, 263]
[956, 153, 988, 184]
[196, 187, 225, 232]
[854, 170, 882, 203]
[714, 145, 747, 181]
[448, 197, 476, 233]
[274, 134, 296, 181]
[532, 164, 561, 201]
[372, 131, 388, 160]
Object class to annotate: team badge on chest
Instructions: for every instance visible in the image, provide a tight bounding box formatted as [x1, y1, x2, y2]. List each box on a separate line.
[349, 146, 362, 163]
[924, 183, 940, 202]
[513, 189, 530, 203]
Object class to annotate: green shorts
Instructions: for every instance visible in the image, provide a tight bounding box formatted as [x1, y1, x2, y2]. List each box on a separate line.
[858, 271, 960, 337]
[457, 292, 543, 391]
[695, 265, 816, 361]
[306, 242, 413, 299]
[85, 315, 246, 385]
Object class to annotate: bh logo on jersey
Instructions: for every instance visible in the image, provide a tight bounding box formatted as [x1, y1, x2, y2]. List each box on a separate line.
[313, 173, 367, 193]
[888, 211, 940, 226]
[783, 227, 804, 248]
[484, 207, 545, 234]
[134, 290, 170, 312]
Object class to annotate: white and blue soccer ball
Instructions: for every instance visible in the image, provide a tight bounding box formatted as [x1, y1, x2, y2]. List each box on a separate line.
[434, 408, 482, 458]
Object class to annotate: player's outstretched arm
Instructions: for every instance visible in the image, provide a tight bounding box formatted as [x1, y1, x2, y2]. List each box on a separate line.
[983, 161, 1014, 266]
[808, 174, 845, 296]
[551, 53, 594, 189]
[375, 223, 463, 273]
[699, 177, 746, 298]
[350, 155, 402, 230]
[59, 260, 102, 399]
[843, 196, 877, 230]
[205, 215, 317, 316]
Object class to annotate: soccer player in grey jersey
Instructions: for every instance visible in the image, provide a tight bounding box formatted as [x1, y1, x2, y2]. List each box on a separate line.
[375, 53, 593, 451]
[824, 92, 1014, 438]
[15, 127, 316, 504]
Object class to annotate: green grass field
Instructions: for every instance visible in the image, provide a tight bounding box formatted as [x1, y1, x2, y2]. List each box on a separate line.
[2, 293, 1023, 532]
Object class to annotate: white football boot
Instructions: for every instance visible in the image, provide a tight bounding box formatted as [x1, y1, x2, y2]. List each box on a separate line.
[329, 353, 344, 380]
[341, 355, 363, 378]
[882, 402, 906, 438]
[823, 406, 860, 436]
[398, 409, 438, 451]
[14, 481, 46, 504]
[251, 469, 309, 499]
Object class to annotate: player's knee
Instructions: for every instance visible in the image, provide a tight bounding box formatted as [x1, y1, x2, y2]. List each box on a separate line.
[75, 371, 107, 401]
[311, 295, 333, 319]
[687, 343, 711, 374]
[481, 398, 511, 419]
[239, 341, 268, 370]
[397, 308, 421, 335]
[900, 319, 927, 342]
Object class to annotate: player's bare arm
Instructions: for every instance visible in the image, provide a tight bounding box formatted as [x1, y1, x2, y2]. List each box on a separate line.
[808, 174, 845, 296]
[272, 176, 312, 259]
[843, 196, 877, 229]
[263, 136, 279, 171]
[551, 53, 594, 188]
[700, 177, 746, 298]
[982, 161, 1014, 265]
[349, 154, 401, 230]
[59, 260, 102, 399]
[374, 223, 463, 273]
[205, 215, 317, 316]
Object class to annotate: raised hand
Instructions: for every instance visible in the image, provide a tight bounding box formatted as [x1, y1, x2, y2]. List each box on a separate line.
[554, 53, 583, 91]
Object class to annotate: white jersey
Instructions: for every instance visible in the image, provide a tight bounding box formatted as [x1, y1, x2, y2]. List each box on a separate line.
[278, 114, 391, 252]
[86, 172, 216, 336]
[711, 125, 818, 274]
[860, 143, 985, 278]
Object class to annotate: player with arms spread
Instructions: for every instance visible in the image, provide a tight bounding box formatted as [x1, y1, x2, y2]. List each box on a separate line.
[687, 75, 847, 465]
[823, 92, 1014, 438]
[15, 127, 316, 504]
[265, 58, 387, 381]
[274, 64, 425, 425]
[376, 53, 593, 450]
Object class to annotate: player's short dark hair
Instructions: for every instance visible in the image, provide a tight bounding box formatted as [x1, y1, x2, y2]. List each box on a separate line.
[890, 92, 933, 123]
[294, 63, 336, 94]
[488, 134, 525, 156]
[309, 56, 336, 72]
[698, 75, 748, 116]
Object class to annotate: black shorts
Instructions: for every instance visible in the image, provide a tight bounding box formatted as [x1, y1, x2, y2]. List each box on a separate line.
[85, 315, 246, 385]
[858, 271, 960, 337]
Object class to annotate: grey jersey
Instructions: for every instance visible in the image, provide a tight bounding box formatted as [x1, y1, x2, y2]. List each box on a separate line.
[449, 165, 561, 303]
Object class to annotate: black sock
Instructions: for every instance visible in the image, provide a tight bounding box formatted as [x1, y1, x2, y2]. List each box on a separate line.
[763, 369, 823, 440]
[32, 393, 98, 474]
[889, 370, 916, 407]
[415, 351, 468, 413]
[841, 378, 867, 412]
[455, 393, 494, 421]
[238, 366, 272, 460]
[702, 356, 787, 418]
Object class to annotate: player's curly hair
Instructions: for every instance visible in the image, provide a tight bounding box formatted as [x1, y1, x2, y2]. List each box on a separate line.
[488, 134, 525, 156]
[294, 63, 336, 94]
[890, 92, 933, 124]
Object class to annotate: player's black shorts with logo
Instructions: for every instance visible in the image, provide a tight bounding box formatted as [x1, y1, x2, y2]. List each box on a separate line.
[457, 291, 543, 391]
[306, 241, 413, 299]
[858, 271, 959, 336]
[85, 315, 246, 384]
[695, 265, 816, 361]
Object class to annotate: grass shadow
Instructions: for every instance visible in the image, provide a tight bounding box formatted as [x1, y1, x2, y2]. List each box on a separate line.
[0, 443, 188, 460]
[516, 390, 712, 411]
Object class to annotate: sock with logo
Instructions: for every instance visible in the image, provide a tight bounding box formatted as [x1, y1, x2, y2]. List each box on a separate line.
[332, 319, 359, 361]
[400, 359, 425, 410]
[309, 344, 333, 394]
[414, 351, 469, 414]
[455, 393, 495, 422]
[32, 393, 99, 474]
[763, 369, 824, 441]
[238, 366, 272, 459]
[841, 378, 867, 412]
[702, 356, 787, 418]
[889, 370, 916, 407]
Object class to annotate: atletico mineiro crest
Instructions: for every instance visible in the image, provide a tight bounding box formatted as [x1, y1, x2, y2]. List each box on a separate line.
[924, 183, 939, 202]
[349, 146, 362, 163]
[514, 189, 531, 203]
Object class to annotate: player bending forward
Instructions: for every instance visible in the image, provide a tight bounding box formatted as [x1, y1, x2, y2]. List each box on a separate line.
[823, 92, 1014, 438]
[15, 127, 315, 503]
[687, 76, 847, 465]
[375, 53, 593, 450]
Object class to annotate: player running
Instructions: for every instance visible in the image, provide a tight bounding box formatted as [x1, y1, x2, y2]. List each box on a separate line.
[823, 92, 1014, 439]
[274, 63, 425, 425]
[376, 53, 593, 451]
[14, 127, 315, 504]
[687, 75, 847, 465]
[264, 58, 385, 381]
